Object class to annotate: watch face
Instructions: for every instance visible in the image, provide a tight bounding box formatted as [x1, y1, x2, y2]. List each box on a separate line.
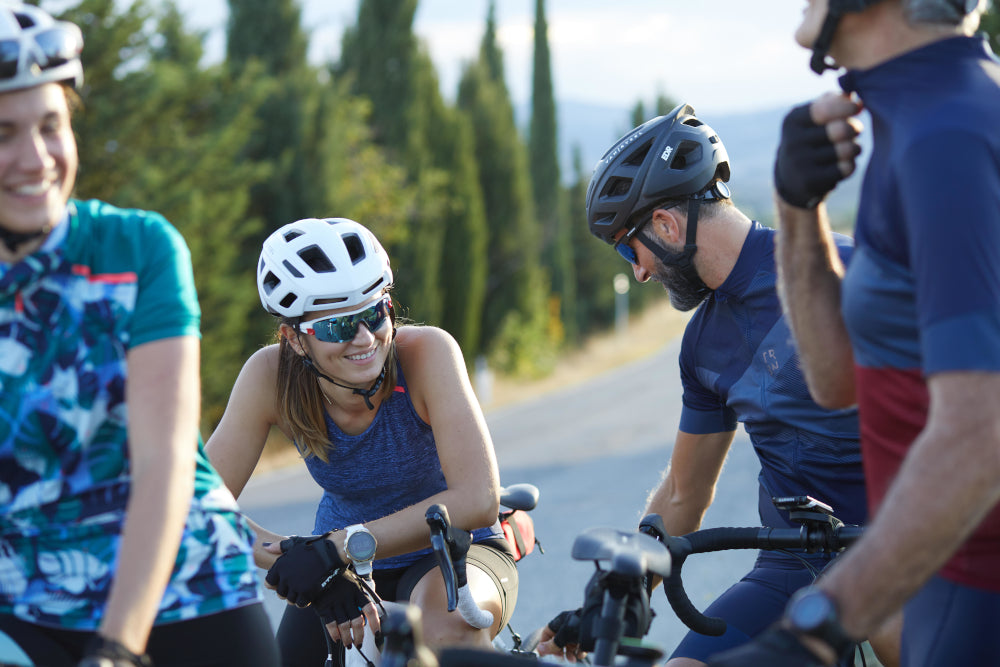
[347, 531, 377, 561]
[790, 591, 832, 632]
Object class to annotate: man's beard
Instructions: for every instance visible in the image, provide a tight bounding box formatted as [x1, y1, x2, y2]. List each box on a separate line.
[650, 246, 711, 312]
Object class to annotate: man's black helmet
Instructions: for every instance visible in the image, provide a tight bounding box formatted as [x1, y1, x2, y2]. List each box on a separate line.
[586, 104, 730, 245]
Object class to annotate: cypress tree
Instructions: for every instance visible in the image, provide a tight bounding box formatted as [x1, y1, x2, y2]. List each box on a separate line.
[529, 0, 576, 343]
[458, 6, 553, 375]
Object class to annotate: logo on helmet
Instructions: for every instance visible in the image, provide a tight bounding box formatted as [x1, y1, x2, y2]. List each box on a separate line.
[660, 145, 674, 163]
[607, 130, 645, 161]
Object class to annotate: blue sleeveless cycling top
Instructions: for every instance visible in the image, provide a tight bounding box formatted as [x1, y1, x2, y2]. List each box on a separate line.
[304, 359, 502, 569]
[678, 222, 867, 539]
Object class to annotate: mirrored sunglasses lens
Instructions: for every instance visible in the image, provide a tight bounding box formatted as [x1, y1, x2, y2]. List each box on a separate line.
[615, 242, 637, 264]
[313, 300, 388, 343]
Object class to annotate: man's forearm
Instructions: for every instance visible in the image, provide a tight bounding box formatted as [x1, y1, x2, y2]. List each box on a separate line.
[817, 372, 1000, 640]
[775, 200, 855, 408]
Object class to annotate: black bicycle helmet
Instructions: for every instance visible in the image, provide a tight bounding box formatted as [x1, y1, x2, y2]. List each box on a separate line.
[586, 103, 730, 245]
[809, 0, 981, 73]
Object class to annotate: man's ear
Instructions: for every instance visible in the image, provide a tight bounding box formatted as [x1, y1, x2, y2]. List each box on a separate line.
[651, 206, 684, 244]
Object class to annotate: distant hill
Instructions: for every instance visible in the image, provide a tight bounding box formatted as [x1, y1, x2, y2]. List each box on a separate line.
[523, 99, 869, 227]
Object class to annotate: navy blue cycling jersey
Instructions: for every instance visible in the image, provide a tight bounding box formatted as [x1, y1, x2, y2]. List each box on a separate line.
[678, 222, 867, 532]
[839, 35, 1000, 592]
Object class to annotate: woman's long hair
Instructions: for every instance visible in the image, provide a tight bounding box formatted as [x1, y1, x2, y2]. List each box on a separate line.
[274, 304, 398, 462]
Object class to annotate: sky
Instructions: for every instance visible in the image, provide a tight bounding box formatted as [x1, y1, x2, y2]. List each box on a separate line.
[168, 0, 844, 117]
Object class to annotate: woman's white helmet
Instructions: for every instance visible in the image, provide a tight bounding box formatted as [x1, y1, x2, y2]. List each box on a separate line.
[0, 3, 84, 94]
[257, 218, 393, 318]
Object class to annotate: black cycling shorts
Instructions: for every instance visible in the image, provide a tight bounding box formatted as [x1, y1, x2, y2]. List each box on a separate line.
[277, 538, 518, 667]
[0, 602, 278, 667]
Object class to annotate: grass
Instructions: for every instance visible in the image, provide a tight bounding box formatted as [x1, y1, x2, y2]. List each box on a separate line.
[253, 299, 692, 475]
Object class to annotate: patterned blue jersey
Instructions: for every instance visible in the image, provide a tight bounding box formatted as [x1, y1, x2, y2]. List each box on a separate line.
[0, 200, 261, 630]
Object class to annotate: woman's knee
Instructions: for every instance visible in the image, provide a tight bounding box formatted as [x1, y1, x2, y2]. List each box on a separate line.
[409, 568, 499, 648]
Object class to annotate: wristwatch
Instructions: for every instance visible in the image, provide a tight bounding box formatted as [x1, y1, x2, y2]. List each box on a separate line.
[344, 523, 377, 577]
[785, 587, 854, 660]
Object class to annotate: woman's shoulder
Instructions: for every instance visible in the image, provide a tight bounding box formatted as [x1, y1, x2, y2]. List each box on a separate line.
[396, 325, 463, 375]
[241, 343, 282, 379]
[395, 325, 460, 357]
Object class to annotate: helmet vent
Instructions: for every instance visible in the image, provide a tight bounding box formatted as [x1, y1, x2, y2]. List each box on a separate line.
[669, 141, 703, 171]
[361, 279, 383, 296]
[298, 245, 336, 273]
[279, 294, 298, 310]
[603, 177, 633, 198]
[283, 230, 303, 242]
[342, 233, 366, 265]
[313, 296, 348, 307]
[623, 141, 652, 166]
[282, 260, 304, 279]
[261, 271, 279, 294]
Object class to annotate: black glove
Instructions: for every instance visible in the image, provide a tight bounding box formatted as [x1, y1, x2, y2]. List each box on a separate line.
[78, 635, 153, 667]
[773, 103, 844, 209]
[265, 532, 345, 606]
[707, 626, 827, 667]
[547, 608, 583, 649]
[313, 566, 376, 626]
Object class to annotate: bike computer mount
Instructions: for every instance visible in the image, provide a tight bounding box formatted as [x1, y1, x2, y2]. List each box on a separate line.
[771, 495, 843, 529]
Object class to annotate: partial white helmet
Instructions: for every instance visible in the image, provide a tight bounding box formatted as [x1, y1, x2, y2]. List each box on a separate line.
[0, 3, 84, 94]
[257, 218, 393, 318]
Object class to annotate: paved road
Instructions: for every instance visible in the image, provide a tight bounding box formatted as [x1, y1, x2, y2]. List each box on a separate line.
[239, 336, 762, 657]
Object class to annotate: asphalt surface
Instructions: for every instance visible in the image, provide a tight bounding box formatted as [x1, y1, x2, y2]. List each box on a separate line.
[238, 336, 763, 657]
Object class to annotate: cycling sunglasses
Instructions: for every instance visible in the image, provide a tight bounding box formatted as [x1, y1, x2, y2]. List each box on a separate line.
[298, 295, 392, 343]
[0, 24, 83, 80]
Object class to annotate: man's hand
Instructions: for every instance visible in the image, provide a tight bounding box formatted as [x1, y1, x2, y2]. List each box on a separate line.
[264, 533, 345, 606]
[535, 609, 586, 662]
[707, 626, 831, 667]
[774, 92, 864, 209]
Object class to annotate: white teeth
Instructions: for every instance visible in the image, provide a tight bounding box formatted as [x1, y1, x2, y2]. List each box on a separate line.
[13, 181, 52, 196]
[346, 349, 375, 361]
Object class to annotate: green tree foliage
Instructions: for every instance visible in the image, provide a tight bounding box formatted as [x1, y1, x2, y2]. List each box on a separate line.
[565, 146, 629, 336]
[458, 20, 554, 375]
[52, 0, 272, 429]
[225, 0, 315, 354]
[529, 0, 576, 345]
[337, 0, 490, 353]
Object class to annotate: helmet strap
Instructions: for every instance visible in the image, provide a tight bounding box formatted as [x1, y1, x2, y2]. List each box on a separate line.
[296, 327, 396, 411]
[635, 196, 709, 295]
[0, 226, 49, 253]
[301, 356, 386, 411]
[811, 0, 872, 74]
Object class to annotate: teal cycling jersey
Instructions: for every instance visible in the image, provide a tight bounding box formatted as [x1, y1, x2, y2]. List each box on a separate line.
[0, 199, 261, 630]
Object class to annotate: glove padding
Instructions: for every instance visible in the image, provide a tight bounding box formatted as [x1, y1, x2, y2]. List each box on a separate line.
[707, 626, 829, 667]
[313, 566, 376, 626]
[547, 608, 583, 649]
[265, 532, 345, 606]
[773, 103, 843, 209]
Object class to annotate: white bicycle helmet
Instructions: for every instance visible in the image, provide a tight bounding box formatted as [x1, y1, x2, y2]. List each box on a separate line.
[0, 2, 83, 94]
[257, 218, 393, 318]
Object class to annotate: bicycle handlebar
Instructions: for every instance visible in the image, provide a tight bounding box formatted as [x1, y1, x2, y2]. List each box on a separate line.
[425, 503, 494, 630]
[662, 523, 864, 636]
